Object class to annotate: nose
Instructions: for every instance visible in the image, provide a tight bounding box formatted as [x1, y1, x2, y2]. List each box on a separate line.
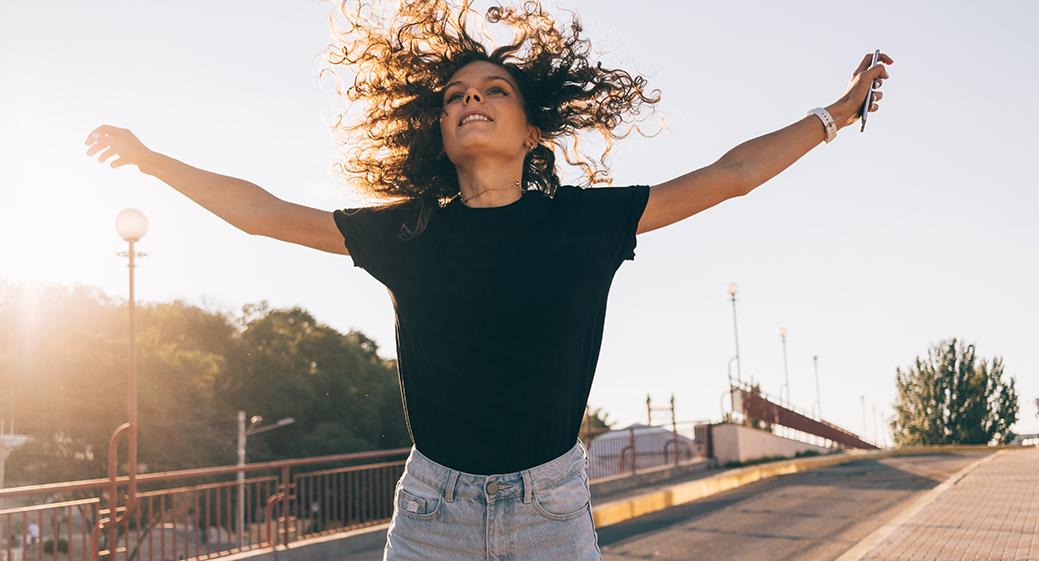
[464, 88, 482, 104]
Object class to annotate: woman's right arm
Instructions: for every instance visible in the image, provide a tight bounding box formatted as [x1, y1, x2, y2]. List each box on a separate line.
[85, 125, 349, 255]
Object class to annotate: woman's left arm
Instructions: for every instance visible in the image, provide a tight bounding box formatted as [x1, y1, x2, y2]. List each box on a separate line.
[637, 53, 893, 235]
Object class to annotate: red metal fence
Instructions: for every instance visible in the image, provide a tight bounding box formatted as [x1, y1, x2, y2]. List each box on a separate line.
[1, 423, 715, 561]
[0, 448, 409, 561]
[732, 387, 878, 450]
[581, 422, 706, 480]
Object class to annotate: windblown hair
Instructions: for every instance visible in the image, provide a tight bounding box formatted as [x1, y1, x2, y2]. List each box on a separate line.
[323, 0, 660, 235]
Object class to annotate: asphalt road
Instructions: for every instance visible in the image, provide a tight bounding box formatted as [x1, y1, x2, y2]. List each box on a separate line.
[597, 452, 989, 561]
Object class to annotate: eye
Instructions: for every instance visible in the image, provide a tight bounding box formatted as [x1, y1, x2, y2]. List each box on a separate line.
[444, 91, 463, 104]
[487, 86, 508, 96]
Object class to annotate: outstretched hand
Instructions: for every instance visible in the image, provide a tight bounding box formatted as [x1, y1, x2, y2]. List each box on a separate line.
[827, 52, 894, 129]
[84, 125, 153, 171]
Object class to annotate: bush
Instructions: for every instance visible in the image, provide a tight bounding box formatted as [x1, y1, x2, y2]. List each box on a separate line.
[43, 539, 69, 554]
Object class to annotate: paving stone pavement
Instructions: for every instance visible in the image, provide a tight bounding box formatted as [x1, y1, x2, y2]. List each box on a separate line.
[858, 448, 1038, 561]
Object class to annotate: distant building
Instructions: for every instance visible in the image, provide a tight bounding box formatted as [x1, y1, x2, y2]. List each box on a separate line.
[584, 424, 696, 480]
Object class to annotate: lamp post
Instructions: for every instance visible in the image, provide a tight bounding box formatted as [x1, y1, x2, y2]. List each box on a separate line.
[237, 413, 294, 545]
[115, 208, 147, 520]
[726, 284, 741, 383]
[861, 396, 867, 440]
[812, 355, 822, 419]
[778, 328, 790, 407]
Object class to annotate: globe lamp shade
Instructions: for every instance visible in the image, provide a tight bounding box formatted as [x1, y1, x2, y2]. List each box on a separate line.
[116, 209, 148, 242]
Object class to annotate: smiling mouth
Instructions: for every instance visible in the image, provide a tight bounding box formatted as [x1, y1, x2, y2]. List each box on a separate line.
[459, 114, 492, 126]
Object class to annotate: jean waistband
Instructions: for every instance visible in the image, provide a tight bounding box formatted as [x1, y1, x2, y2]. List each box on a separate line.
[403, 442, 587, 503]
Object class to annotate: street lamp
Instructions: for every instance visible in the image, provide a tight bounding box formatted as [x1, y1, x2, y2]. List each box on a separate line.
[115, 209, 147, 521]
[812, 355, 822, 419]
[237, 413, 294, 545]
[861, 396, 867, 440]
[778, 328, 790, 407]
[726, 284, 741, 383]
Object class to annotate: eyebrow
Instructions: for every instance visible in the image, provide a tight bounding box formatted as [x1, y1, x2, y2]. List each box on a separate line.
[442, 75, 517, 94]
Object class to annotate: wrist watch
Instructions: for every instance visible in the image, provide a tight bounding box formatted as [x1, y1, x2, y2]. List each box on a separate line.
[807, 107, 837, 143]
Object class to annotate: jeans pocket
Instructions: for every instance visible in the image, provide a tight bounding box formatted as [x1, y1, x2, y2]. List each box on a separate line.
[531, 472, 591, 521]
[396, 474, 442, 520]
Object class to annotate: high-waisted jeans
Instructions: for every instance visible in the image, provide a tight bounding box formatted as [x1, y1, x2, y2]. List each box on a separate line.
[383, 441, 601, 561]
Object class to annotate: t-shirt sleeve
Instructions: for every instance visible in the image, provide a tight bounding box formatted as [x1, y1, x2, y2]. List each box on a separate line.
[555, 185, 650, 265]
[332, 205, 415, 283]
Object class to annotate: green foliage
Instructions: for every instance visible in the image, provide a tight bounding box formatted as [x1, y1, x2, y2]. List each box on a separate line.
[43, 539, 69, 554]
[0, 280, 409, 487]
[722, 383, 773, 433]
[579, 407, 614, 440]
[891, 339, 1018, 446]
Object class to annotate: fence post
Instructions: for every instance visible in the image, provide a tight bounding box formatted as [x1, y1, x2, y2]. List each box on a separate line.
[280, 466, 291, 546]
[628, 427, 637, 475]
[671, 395, 679, 465]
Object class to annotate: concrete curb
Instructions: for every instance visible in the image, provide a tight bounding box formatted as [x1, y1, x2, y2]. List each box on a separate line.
[589, 444, 1019, 528]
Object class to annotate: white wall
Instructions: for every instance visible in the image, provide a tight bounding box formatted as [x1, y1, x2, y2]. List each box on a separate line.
[711, 423, 831, 466]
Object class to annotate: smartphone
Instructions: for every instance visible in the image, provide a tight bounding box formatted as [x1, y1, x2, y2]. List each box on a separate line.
[859, 49, 881, 132]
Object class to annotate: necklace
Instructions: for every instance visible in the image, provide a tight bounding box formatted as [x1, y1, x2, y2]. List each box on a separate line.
[461, 180, 522, 205]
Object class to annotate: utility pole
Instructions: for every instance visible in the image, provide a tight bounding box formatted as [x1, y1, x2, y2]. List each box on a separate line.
[0, 417, 6, 511]
[873, 405, 878, 447]
[861, 396, 867, 440]
[779, 328, 790, 407]
[237, 412, 294, 545]
[812, 355, 822, 419]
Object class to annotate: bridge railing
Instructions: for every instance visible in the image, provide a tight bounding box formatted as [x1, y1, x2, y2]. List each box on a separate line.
[0, 448, 410, 561]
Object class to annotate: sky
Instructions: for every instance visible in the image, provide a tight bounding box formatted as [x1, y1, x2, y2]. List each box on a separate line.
[2, 0, 1037, 444]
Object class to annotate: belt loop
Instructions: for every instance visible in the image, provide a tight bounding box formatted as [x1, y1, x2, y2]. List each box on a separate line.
[521, 470, 533, 504]
[444, 471, 460, 503]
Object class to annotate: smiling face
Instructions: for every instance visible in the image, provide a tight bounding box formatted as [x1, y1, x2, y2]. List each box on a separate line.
[439, 61, 539, 168]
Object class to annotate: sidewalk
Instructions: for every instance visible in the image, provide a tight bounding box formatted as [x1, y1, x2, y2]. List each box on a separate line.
[841, 447, 1038, 561]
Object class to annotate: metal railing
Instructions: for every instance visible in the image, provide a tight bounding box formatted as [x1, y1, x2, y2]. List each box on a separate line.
[0, 448, 409, 561]
[2, 417, 718, 561]
[581, 422, 705, 480]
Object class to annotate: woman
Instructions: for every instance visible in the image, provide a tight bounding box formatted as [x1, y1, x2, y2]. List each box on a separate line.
[85, 1, 891, 559]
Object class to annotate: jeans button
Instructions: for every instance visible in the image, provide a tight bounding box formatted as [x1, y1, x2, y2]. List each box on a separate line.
[486, 481, 499, 495]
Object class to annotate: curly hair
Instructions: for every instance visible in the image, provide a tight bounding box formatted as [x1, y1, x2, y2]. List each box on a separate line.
[322, 0, 660, 235]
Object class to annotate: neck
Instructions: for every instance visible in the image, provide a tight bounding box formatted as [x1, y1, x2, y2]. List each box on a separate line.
[456, 166, 524, 208]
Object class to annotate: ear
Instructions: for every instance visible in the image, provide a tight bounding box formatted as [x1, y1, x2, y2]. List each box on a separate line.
[526, 126, 542, 148]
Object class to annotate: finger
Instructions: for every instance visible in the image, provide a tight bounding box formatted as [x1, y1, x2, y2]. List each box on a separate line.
[878, 53, 894, 65]
[84, 124, 128, 145]
[85, 140, 109, 157]
[854, 53, 874, 73]
[111, 157, 133, 169]
[864, 64, 889, 83]
[97, 147, 117, 164]
[871, 91, 884, 103]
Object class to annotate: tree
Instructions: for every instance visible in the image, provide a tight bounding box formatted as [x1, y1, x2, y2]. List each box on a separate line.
[579, 407, 614, 440]
[891, 339, 1018, 446]
[0, 280, 409, 487]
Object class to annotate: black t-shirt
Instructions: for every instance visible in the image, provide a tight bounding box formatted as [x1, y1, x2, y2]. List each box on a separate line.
[334, 185, 650, 474]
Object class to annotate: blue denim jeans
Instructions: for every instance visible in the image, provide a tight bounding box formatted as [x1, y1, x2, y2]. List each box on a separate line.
[383, 441, 601, 560]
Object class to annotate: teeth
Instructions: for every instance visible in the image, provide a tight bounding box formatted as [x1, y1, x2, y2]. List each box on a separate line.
[461, 114, 490, 125]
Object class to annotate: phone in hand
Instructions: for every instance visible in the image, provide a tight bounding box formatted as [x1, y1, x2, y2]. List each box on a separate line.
[859, 49, 881, 132]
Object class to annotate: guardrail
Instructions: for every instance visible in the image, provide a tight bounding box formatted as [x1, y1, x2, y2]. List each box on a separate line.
[1, 421, 715, 561]
[581, 422, 705, 480]
[0, 448, 409, 561]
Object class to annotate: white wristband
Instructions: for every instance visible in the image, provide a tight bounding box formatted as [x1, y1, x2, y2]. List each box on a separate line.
[807, 107, 837, 144]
